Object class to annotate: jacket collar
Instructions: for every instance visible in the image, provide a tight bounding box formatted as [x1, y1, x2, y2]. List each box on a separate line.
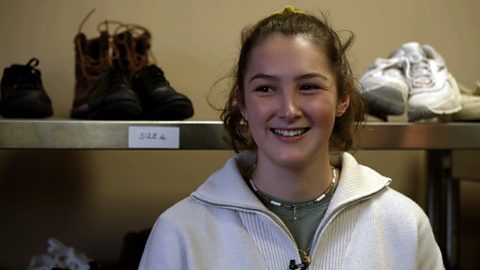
[191, 152, 266, 210]
[191, 152, 391, 213]
[325, 152, 391, 218]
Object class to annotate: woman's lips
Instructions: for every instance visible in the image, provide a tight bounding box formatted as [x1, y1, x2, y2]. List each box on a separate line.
[271, 128, 310, 137]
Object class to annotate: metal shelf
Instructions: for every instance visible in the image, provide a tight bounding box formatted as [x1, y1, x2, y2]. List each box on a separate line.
[0, 119, 479, 150]
[0, 118, 474, 269]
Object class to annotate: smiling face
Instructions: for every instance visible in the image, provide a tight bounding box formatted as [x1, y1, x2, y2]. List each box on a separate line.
[240, 34, 350, 169]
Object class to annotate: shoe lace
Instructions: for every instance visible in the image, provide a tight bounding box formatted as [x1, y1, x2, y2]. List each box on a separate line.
[107, 66, 126, 86]
[373, 57, 405, 77]
[25, 58, 42, 78]
[75, 9, 120, 82]
[147, 65, 170, 86]
[26, 58, 39, 69]
[12, 58, 42, 90]
[98, 20, 158, 74]
[406, 54, 435, 88]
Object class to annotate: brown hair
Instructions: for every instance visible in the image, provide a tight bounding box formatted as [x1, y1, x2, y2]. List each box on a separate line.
[219, 7, 366, 153]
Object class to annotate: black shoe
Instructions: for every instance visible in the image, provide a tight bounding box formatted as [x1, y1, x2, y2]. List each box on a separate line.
[88, 65, 142, 120]
[132, 65, 194, 120]
[0, 58, 53, 118]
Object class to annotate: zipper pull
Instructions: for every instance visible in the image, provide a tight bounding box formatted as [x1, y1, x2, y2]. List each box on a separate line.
[289, 260, 309, 269]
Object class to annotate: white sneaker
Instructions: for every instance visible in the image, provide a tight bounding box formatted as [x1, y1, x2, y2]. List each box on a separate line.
[28, 254, 63, 270]
[359, 49, 408, 121]
[402, 42, 461, 121]
[445, 80, 480, 121]
[28, 238, 93, 270]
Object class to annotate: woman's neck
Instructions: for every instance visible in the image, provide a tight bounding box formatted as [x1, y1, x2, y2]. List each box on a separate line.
[251, 154, 334, 201]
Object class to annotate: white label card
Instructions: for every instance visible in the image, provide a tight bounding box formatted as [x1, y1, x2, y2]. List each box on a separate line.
[128, 126, 180, 149]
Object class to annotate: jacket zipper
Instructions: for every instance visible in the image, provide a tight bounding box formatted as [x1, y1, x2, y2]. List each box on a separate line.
[193, 183, 389, 268]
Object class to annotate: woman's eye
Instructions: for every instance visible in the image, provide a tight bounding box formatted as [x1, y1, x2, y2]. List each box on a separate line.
[255, 86, 273, 92]
[300, 85, 320, 90]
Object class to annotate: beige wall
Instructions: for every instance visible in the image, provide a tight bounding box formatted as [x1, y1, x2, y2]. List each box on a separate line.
[0, 0, 479, 269]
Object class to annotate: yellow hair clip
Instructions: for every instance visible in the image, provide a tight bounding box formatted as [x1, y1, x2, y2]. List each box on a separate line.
[271, 5, 308, 16]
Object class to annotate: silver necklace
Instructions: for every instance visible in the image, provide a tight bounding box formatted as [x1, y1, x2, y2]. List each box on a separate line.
[249, 165, 337, 220]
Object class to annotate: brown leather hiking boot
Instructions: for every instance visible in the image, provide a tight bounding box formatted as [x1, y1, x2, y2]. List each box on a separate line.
[72, 10, 111, 119]
[72, 12, 142, 120]
[72, 31, 110, 119]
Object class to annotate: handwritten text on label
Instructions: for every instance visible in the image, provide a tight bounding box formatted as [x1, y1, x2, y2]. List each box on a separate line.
[128, 126, 179, 148]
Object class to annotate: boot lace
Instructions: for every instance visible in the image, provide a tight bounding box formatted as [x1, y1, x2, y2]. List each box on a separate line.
[98, 20, 158, 74]
[106, 66, 126, 87]
[76, 10, 158, 82]
[147, 65, 170, 86]
[75, 9, 120, 82]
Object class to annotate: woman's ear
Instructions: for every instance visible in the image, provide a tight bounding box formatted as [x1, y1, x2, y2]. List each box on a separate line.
[336, 93, 351, 117]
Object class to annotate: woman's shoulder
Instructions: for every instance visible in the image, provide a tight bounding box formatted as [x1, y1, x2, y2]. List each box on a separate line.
[157, 196, 209, 225]
[383, 187, 425, 210]
[370, 186, 431, 228]
[340, 152, 428, 222]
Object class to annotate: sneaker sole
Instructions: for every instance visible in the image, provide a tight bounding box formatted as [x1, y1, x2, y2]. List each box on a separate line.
[364, 84, 406, 116]
[408, 103, 462, 122]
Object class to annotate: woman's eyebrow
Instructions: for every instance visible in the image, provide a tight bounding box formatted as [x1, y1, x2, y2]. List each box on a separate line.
[249, 74, 280, 83]
[294, 73, 328, 81]
[249, 72, 328, 83]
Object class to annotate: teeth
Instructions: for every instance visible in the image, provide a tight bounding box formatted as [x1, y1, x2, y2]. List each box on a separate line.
[273, 129, 308, 137]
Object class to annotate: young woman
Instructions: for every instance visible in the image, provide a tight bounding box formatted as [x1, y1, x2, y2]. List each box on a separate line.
[139, 6, 444, 270]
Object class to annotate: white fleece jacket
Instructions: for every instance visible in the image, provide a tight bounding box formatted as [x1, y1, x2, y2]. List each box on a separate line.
[139, 152, 445, 270]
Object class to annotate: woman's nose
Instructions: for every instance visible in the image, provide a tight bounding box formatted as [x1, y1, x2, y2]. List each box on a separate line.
[277, 92, 302, 121]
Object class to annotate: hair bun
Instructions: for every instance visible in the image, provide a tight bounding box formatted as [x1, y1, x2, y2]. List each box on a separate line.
[270, 5, 309, 16]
